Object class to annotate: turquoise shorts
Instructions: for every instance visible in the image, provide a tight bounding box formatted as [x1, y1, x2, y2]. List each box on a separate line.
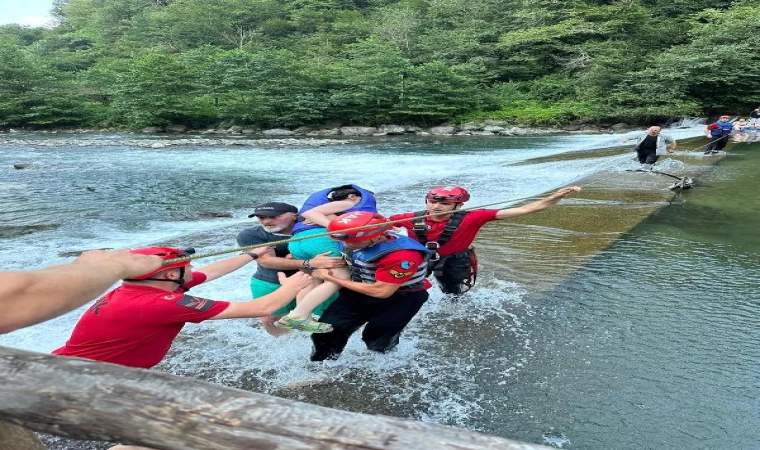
[288, 228, 341, 260]
[250, 278, 337, 317]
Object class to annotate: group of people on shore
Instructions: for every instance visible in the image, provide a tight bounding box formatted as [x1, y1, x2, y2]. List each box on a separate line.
[726, 107, 760, 144]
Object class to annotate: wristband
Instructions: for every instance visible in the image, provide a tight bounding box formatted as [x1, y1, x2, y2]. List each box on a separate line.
[241, 251, 259, 260]
[303, 259, 314, 270]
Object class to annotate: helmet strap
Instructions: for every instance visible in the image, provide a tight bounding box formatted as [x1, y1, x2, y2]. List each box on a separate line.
[124, 267, 188, 290]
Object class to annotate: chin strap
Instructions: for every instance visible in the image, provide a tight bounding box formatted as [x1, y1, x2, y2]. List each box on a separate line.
[124, 267, 189, 291]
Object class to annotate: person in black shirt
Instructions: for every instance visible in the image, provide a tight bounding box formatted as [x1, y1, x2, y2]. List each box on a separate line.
[622, 126, 677, 169]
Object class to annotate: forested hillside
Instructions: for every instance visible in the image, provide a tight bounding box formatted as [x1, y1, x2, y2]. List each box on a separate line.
[1, 0, 758, 129]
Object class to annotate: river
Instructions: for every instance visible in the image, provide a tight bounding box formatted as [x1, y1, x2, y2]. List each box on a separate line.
[1, 128, 757, 449]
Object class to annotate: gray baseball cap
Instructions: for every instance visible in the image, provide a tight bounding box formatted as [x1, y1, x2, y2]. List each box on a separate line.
[248, 202, 298, 218]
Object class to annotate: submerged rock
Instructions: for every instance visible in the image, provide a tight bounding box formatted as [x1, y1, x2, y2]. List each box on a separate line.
[179, 211, 234, 220]
[0, 224, 60, 239]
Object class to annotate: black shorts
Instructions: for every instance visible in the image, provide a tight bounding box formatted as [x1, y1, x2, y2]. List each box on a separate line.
[310, 288, 429, 361]
[432, 249, 474, 295]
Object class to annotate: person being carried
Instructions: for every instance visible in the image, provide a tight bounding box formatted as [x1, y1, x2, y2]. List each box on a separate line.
[621, 125, 677, 170]
[276, 184, 377, 333]
[704, 115, 734, 154]
[310, 211, 432, 361]
[52, 246, 312, 369]
[390, 185, 581, 296]
[236, 202, 346, 336]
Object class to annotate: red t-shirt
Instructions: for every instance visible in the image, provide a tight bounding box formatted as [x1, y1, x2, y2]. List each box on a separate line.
[390, 209, 499, 256]
[374, 249, 433, 290]
[52, 272, 229, 369]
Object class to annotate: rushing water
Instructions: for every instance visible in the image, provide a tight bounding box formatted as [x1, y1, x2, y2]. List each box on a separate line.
[1, 128, 757, 450]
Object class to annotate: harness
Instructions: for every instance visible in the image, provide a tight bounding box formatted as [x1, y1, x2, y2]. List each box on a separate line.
[412, 210, 466, 260]
[411, 210, 478, 293]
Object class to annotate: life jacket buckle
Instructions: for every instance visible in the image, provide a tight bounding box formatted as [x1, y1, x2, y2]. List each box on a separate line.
[425, 241, 440, 251]
[413, 223, 429, 232]
[425, 242, 441, 261]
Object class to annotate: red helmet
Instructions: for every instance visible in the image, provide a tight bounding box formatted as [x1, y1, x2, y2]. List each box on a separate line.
[425, 186, 470, 203]
[328, 211, 391, 242]
[128, 247, 194, 280]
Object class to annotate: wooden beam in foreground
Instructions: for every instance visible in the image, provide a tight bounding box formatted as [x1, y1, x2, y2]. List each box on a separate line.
[0, 346, 551, 450]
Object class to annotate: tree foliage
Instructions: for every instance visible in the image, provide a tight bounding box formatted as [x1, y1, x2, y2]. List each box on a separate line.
[0, 0, 756, 129]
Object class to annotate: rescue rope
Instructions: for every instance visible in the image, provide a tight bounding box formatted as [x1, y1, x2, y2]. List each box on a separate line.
[163, 137, 716, 266]
[161, 194, 555, 265]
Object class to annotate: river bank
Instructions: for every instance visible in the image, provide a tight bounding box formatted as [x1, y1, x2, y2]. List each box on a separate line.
[0, 118, 704, 143]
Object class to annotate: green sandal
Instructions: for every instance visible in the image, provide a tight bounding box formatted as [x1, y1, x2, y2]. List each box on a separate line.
[274, 315, 333, 333]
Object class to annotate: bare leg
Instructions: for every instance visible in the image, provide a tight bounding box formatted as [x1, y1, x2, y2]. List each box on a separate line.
[260, 314, 291, 337]
[295, 277, 319, 302]
[288, 267, 349, 320]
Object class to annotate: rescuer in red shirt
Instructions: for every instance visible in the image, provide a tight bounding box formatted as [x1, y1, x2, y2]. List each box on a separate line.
[53, 246, 312, 368]
[390, 185, 581, 295]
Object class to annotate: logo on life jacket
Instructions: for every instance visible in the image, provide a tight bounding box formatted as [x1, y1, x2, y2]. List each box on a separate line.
[390, 269, 414, 278]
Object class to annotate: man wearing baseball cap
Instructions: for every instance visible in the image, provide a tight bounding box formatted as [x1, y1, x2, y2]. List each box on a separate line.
[237, 201, 345, 336]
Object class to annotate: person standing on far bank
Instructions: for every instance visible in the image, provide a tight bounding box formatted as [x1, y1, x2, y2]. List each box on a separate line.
[748, 107, 760, 126]
[704, 115, 734, 154]
[622, 125, 677, 169]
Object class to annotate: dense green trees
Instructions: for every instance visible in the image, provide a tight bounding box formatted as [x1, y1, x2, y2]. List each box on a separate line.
[0, 0, 757, 129]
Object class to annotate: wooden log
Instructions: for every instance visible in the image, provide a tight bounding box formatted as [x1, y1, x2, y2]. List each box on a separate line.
[0, 346, 551, 450]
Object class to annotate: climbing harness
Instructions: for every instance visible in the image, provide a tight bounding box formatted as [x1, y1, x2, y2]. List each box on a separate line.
[412, 210, 466, 262]
[411, 210, 479, 292]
